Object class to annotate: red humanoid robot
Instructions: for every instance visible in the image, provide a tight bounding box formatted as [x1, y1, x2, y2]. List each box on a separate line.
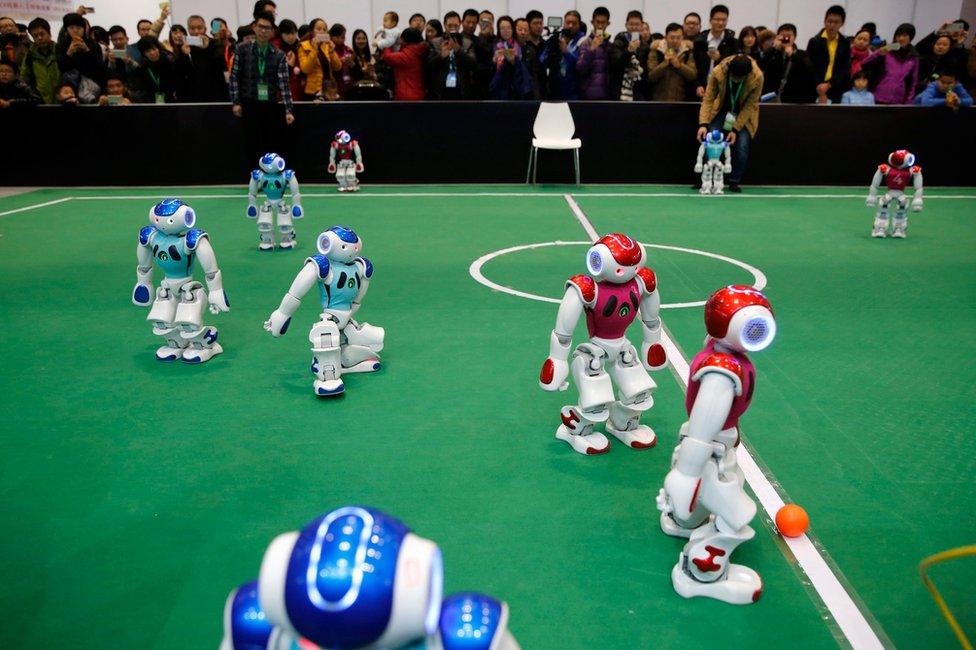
[328, 130, 364, 192]
[866, 149, 923, 238]
[539, 233, 668, 455]
[656, 285, 776, 605]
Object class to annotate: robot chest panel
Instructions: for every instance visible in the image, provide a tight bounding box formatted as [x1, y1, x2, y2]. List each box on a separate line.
[261, 175, 286, 199]
[151, 235, 192, 276]
[586, 280, 639, 338]
[706, 143, 725, 160]
[885, 169, 911, 190]
[336, 146, 354, 160]
[321, 264, 360, 308]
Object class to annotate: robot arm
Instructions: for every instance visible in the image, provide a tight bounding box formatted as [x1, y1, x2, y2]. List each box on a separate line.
[639, 291, 667, 371]
[663, 372, 736, 519]
[354, 142, 364, 172]
[247, 170, 260, 218]
[133, 239, 154, 306]
[287, 171, 303, 218]
[694, 142, 705, 173]
[328, 143, 337, 174]
[866, 168, 884, 206]
[264, 261, 324, 337]
[350, 257, 373, 317]
[540, 287, 584, 391]
[911, 167, 924, 211]
[195, 236, 230, 314]
[722, 142, 732, 173]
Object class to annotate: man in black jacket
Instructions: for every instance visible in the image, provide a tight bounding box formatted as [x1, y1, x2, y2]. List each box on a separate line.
[806, 5, 850, 104]
[182, 14, 229, 101]
[610, 10, 650, 100]
[693, 4, 737, 98]
[427, 11, 477, 99]
[759, 24, 816, 103]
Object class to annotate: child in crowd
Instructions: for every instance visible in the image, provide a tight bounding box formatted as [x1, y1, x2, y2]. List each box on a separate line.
[97, 74, 132, 105]
[0, 59, 41, 107]
[914, 67, 972, 109]
[374, 11, 401, 51]
[841, 71, 875, 104]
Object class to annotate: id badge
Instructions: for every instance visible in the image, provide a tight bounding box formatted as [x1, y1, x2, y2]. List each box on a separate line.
[257, 82, 270, 101]
[223, 70, 231, 84]
[445, 71, 457, 88]
[723, 111, 736, 131]
[154, 92, 166, 104]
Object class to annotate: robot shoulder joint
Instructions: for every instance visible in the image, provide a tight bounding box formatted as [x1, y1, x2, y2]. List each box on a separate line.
[692, 353, 744, 396]
[185, 228, 208, 250]
[877, 164, 889, 174]
[307, 254, 331, 279]
[635, 267, 657, 294]
[251, 169, 262, 181]
[566, 274, 596, 306]
[910, 165, 922, 175]
[284, 169, 295, 180]
[139, 225, 156, 246]
[355, 256, 373, 278]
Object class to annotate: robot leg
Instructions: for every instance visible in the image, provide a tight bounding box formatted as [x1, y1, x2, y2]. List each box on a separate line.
[671, 461, 761, 605]
[891, 195, 909, 238]
[276, 202, 296, 249]
[175, 281, 223, 364]
[340, 331, 382, 373]
[872, 194, 891, 238]
[346, 164, 360, 192]
[556, 343, 614, 455]
[711, 161, 725, 195]
[147, 285, 185, 361]
[605, 343, 657, 449]
[700, 165, 714, 195]
[335, 161, 349, 192]
[656, 423, 712, 538]
[345, 319, 385, 353]
[257, 204, 275, 251]
[309, 316, 344, 396]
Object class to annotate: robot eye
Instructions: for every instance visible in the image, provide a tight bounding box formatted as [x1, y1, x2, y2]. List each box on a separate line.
[341, 244, 346, 249]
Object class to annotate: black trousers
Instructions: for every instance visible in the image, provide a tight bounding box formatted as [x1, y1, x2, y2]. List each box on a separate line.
[240, 101, 287, 169]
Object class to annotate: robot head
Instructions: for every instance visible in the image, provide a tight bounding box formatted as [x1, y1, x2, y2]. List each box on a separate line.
[220, 581, 274, 650]
[887, 149, 915, 169]
[148, 198, 195, 235]
[259, 153, 286, 174]
[317, 226, 362, 262]
[334, 130, 352, 144]
[258, 506, 443, 650]
[706, 129, 724, 145]
[585, 233, 645, 283]
[704, 285, 776, 353]
[429, 592, 518, 650]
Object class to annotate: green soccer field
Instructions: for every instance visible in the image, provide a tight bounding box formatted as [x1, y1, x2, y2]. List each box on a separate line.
[0, 184, 974, 649]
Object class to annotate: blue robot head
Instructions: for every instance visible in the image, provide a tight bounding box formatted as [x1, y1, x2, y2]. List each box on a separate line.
[335, 130, 352, 144]
[317, 226, 362, 262]
[149, 198, 195, 235]
[259, 153, 286, 174]
[706, 129, 725, 145]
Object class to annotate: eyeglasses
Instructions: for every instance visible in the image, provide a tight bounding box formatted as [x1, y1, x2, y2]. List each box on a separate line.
[254, 24, 273, 32]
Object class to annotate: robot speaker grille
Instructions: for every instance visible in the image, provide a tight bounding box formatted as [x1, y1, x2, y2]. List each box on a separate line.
[588, 251, 602, 272]
[743, 318, 769, 345]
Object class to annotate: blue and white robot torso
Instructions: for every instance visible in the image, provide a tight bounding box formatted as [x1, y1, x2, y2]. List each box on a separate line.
[705, 141, 727, 163]
[140, 225, 207, 281]
[307, 255, 370, 312]
[254, 169, 293, 203]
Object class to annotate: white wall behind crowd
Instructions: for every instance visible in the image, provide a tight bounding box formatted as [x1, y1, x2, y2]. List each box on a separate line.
[12, 0, 966, 49]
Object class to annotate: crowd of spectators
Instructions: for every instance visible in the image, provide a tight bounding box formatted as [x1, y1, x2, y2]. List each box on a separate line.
[0, 2, 973, 109]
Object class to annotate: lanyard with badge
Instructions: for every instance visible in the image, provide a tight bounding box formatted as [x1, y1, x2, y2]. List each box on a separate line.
[256, 45, 270, 101]
[724, 76, 743, 131]
[147, 67, 165, 104]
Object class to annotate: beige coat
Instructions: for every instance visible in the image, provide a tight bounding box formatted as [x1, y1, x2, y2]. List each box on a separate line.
[698, 56, 764, 136]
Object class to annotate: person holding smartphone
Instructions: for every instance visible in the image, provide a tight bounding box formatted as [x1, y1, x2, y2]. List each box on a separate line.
[56, 11, 104, 93]
[860, 23, 919, 104]
[488, 16, 530, 99]
[758, 24, 815, 103]
[610, 10, 650, 101]
[178, 14, 229, 101]
[541, 10, 584, 100]
[298, 17, 341, 100]
[692, 4, 738, 98]
[575, 6, 612, 99]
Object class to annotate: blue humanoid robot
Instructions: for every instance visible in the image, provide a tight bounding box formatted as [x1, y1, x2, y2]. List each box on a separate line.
[265, 226, 384, 396]
[132, 199, 230, 363]
[694, 129, 733, 195]
[247, 153, 304, 251]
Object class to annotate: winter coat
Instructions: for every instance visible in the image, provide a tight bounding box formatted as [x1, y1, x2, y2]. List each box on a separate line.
[575, 36, 611, 99]
[298, 39, 342, 96]
[693, 29, 738, 89]
[646, 41, 696, 102]
[699, 56, 763, 136]
[130, 57, 178, 103]
[0, 78, 41, 105]
[426, 35, 477, 99]
[489, 39, 532, 99]
[381, 42, 427, 100]
[862, 47, 918, 104]
[20, 43, 60, 103]
[914, 81, 973, 107]
[759, 47, 817, 103]
[807, 31, 851, 103]
[56, 36, 104, 87]
[541, 30, 585, 100]
[609, 32, 651, 100]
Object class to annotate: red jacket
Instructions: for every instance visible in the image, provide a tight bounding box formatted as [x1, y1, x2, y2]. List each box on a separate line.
[381, 43, 427, 100]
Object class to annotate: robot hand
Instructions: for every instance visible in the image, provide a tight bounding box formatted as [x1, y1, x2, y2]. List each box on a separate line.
[246, 203, 258, 218]
[291, 204, 304, 219]
[209, 290, 231, 314]
[132, 282, 153, 307]
[723, 164, 732, 174]
[355, 163, 364, 173]
[264, 308, 292, 337]
[663, 467, 701, 520]
[865, 195, 877, 208]
[539, 357, 569, 391]
[641, 341, 668, 371]
[911, 197, 923, 212]
[694, 163, 703, 173]
[328, 163, 337, 174]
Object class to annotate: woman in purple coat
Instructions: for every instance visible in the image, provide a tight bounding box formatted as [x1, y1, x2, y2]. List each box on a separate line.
[861, 23, 919, 104]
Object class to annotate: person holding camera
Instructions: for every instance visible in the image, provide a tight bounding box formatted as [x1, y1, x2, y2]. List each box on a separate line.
[426, 11, 477, 100]
[298, 18, 341, 101]
[647, 23, 696, 102]
[97, 74, 133, 105]
[56, 11, 104, 93]
[693, 4, 738, 98]
[758, 24, 815, 103]
[576, 6, 612, 100]
[610, 10, 650, 101]
[860, 23, 919, 104]
[697, 54, 762, 192]
[541, 10, 585, 100]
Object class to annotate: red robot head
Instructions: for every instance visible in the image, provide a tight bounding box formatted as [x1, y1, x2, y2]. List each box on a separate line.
[704, 285, 776, 352]
[586, 233, 645, 283]
[888, 150, 915, 169]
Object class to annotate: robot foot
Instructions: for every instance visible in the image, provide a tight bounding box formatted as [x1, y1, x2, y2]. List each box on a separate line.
[872, 218, 888, 238]
[350, 184, 360, 192]
[258, 242, 275, 251]
[314, 378, 345, 397]
[279, 239, 296, 249]
[337, 186, 347, 193]
[182, 342, 223, 364]
[555, 424, 610, 455]
[671, 558, 763, 605]
[155, 344, 185, 362]
[606, 422, 656, 450]
[660, 510, 698, 539]
[891, 225, 907, 238]
[342, 358, 381, 373]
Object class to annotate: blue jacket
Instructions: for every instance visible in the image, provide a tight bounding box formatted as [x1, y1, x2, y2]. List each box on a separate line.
[914, 81, 972, 107]
[841, 89, 875, 105]
[541, 31, 585, 100]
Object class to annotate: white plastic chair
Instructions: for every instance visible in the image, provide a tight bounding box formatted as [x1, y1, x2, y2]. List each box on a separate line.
[526, 102, 582, 184]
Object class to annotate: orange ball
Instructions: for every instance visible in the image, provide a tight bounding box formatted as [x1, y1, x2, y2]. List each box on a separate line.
[775, 504, 809, 538]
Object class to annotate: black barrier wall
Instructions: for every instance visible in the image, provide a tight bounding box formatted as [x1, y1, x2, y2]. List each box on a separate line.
[5, 102, 974, 186]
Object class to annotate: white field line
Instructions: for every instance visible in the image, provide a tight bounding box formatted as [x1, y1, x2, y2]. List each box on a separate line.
[52, 192, 976, 201]
[564, 193, 885, 650]
[0, 197, 72, 218]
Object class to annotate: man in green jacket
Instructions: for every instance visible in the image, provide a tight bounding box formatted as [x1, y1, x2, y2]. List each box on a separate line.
[21, 18, 60, 104]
